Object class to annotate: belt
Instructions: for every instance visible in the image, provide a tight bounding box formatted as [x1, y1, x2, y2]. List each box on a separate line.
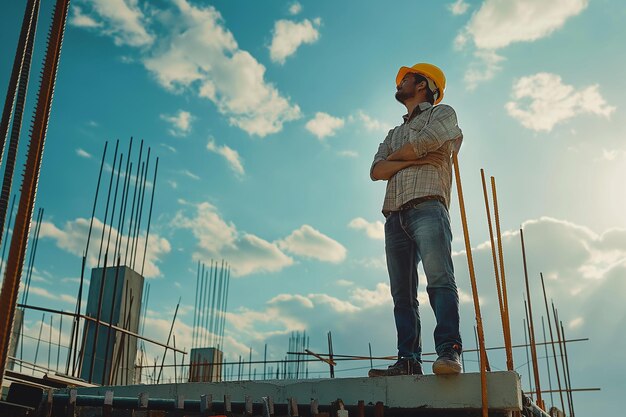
[399, 195, 446, 211]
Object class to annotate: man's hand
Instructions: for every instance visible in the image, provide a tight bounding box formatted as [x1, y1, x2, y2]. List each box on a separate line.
[412, 149, 449, 168]
[371, 149, 449, 180]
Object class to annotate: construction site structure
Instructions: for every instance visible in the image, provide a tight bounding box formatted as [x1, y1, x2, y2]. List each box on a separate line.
[79, 266, 144, 386]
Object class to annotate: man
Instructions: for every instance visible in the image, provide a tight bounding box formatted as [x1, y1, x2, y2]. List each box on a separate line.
[369, 63, 463, 377]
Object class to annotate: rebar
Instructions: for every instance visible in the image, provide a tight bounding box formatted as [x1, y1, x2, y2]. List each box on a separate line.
[540, 273, 565, 413]
[0, 0, 71, 383]
[141, 157, 158, 275]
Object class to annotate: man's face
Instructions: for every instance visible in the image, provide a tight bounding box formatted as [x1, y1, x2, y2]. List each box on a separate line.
[395, 73, 419, 104]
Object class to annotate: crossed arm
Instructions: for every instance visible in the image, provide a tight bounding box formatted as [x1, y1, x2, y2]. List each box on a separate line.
[371, 144, 448, 181]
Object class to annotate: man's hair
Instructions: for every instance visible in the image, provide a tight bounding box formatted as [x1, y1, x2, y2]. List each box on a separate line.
[412, 73, 435, 105]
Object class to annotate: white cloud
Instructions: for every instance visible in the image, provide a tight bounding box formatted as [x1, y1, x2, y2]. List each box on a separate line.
[463, 50, 505, 91]
[456, 0, 589, 86]
[349, 111, 387, 133]
[160, 110, 194, 137]
[278, 225, 347, 263]
[348, 217, 384, 240]
[142, 0, 301, 137]
[70, 5, 102, 28]
[600, 149, 626, 161]
[305, 112, 345, 140]
[206, 139, 245, 176]
[69, 0, 154, 47]
[160, 143, 177, 153]
[505, 73, 616, 132]
[179, 169, 200, 180]
[288, 2, 302, 15]
[76, 148, 92, 159]
[171, 202, 294, 276]
[337, 150, 358, 158]
[38, 217, 171, 278]
[269, 18, 321, 64]
[465, 0, 588, 50]
[26, 286, 77, 305]
[448, 0, 470, 15]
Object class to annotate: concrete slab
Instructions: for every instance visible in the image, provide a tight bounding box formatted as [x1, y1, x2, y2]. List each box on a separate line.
[68, 371, 522, 412]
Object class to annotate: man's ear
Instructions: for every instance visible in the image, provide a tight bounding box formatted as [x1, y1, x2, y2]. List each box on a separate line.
[416, 80, 427, 91]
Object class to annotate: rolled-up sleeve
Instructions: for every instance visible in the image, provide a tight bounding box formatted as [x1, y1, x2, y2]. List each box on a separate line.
[409, 105, 463, 158]
[370, 129, 394, 181]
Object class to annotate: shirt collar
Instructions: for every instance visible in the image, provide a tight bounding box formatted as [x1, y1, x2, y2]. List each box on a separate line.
[402, 102, 433, 124]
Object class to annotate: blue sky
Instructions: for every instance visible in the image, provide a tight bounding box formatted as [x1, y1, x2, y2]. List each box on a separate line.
[2, 0, 625, 414]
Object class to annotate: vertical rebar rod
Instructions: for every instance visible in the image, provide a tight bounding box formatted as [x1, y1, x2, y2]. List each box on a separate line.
[132, 148, 150, 269]
[88, 253, 108, 383]
[103, 153, 124, 267]
[491, 176, 513, 369]
[0, 0, 41, 249]
[141, 157, 158, 275]
[452, 153, 488, 417]
[263, 343, 267, 380]
[208, 261, 220, 346]
[552, 306, 572, 417]
[73, 257, 87, 376]
[68, 141, 108, 375]
[21, 207, 43, 306]
[97, 140, 119, 266]
[198, 262, 206, 347]
[33, 313, 45, 375]
[56, 313, 62, 372]
[560, 321, 575, 417]
[480, 170, 510, 369]
[541, 316, 554, 409]
[157, 298, 180, 384]
[213, 260, 225, 347]
[0, 195, 17, 278]
[248, 347, 252, 380]
[124, 141, 143, 265]
[202, 262, 212, 347]
[0, 0, 71, 383]
[113, 139, 133, 260]
[519, 229, 543, 408]
[522, 316, 532, 397]
[47, 315, 52, 370]
[220, 266, 231, 349]
[192, 261, 200, 350]
[540, 273, 564, 412]
[101, 255, 121, 385]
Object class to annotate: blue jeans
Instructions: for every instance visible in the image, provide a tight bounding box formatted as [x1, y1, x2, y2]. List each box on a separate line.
[384, 200, 462, 362]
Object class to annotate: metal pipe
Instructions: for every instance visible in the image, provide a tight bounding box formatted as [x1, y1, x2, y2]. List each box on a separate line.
[0, 0, 71, 383]
[141, 157, 158, 275]
[452, 152, 488, 417]
[540, 273, 565, 413]
[519, 229, 543, 408]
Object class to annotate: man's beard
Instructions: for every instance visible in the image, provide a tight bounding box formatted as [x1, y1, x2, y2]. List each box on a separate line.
[395, 89, 413, 104]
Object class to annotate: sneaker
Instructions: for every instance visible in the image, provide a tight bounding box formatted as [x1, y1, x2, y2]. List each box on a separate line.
[432, 345, 462, 375]
[368, 358, 423, 377]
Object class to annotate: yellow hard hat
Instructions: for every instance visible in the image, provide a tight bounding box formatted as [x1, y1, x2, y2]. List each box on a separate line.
[395, 63, 446, 105]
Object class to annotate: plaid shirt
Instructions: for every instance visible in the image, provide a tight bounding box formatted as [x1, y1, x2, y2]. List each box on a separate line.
[370, 102, 463, 215]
